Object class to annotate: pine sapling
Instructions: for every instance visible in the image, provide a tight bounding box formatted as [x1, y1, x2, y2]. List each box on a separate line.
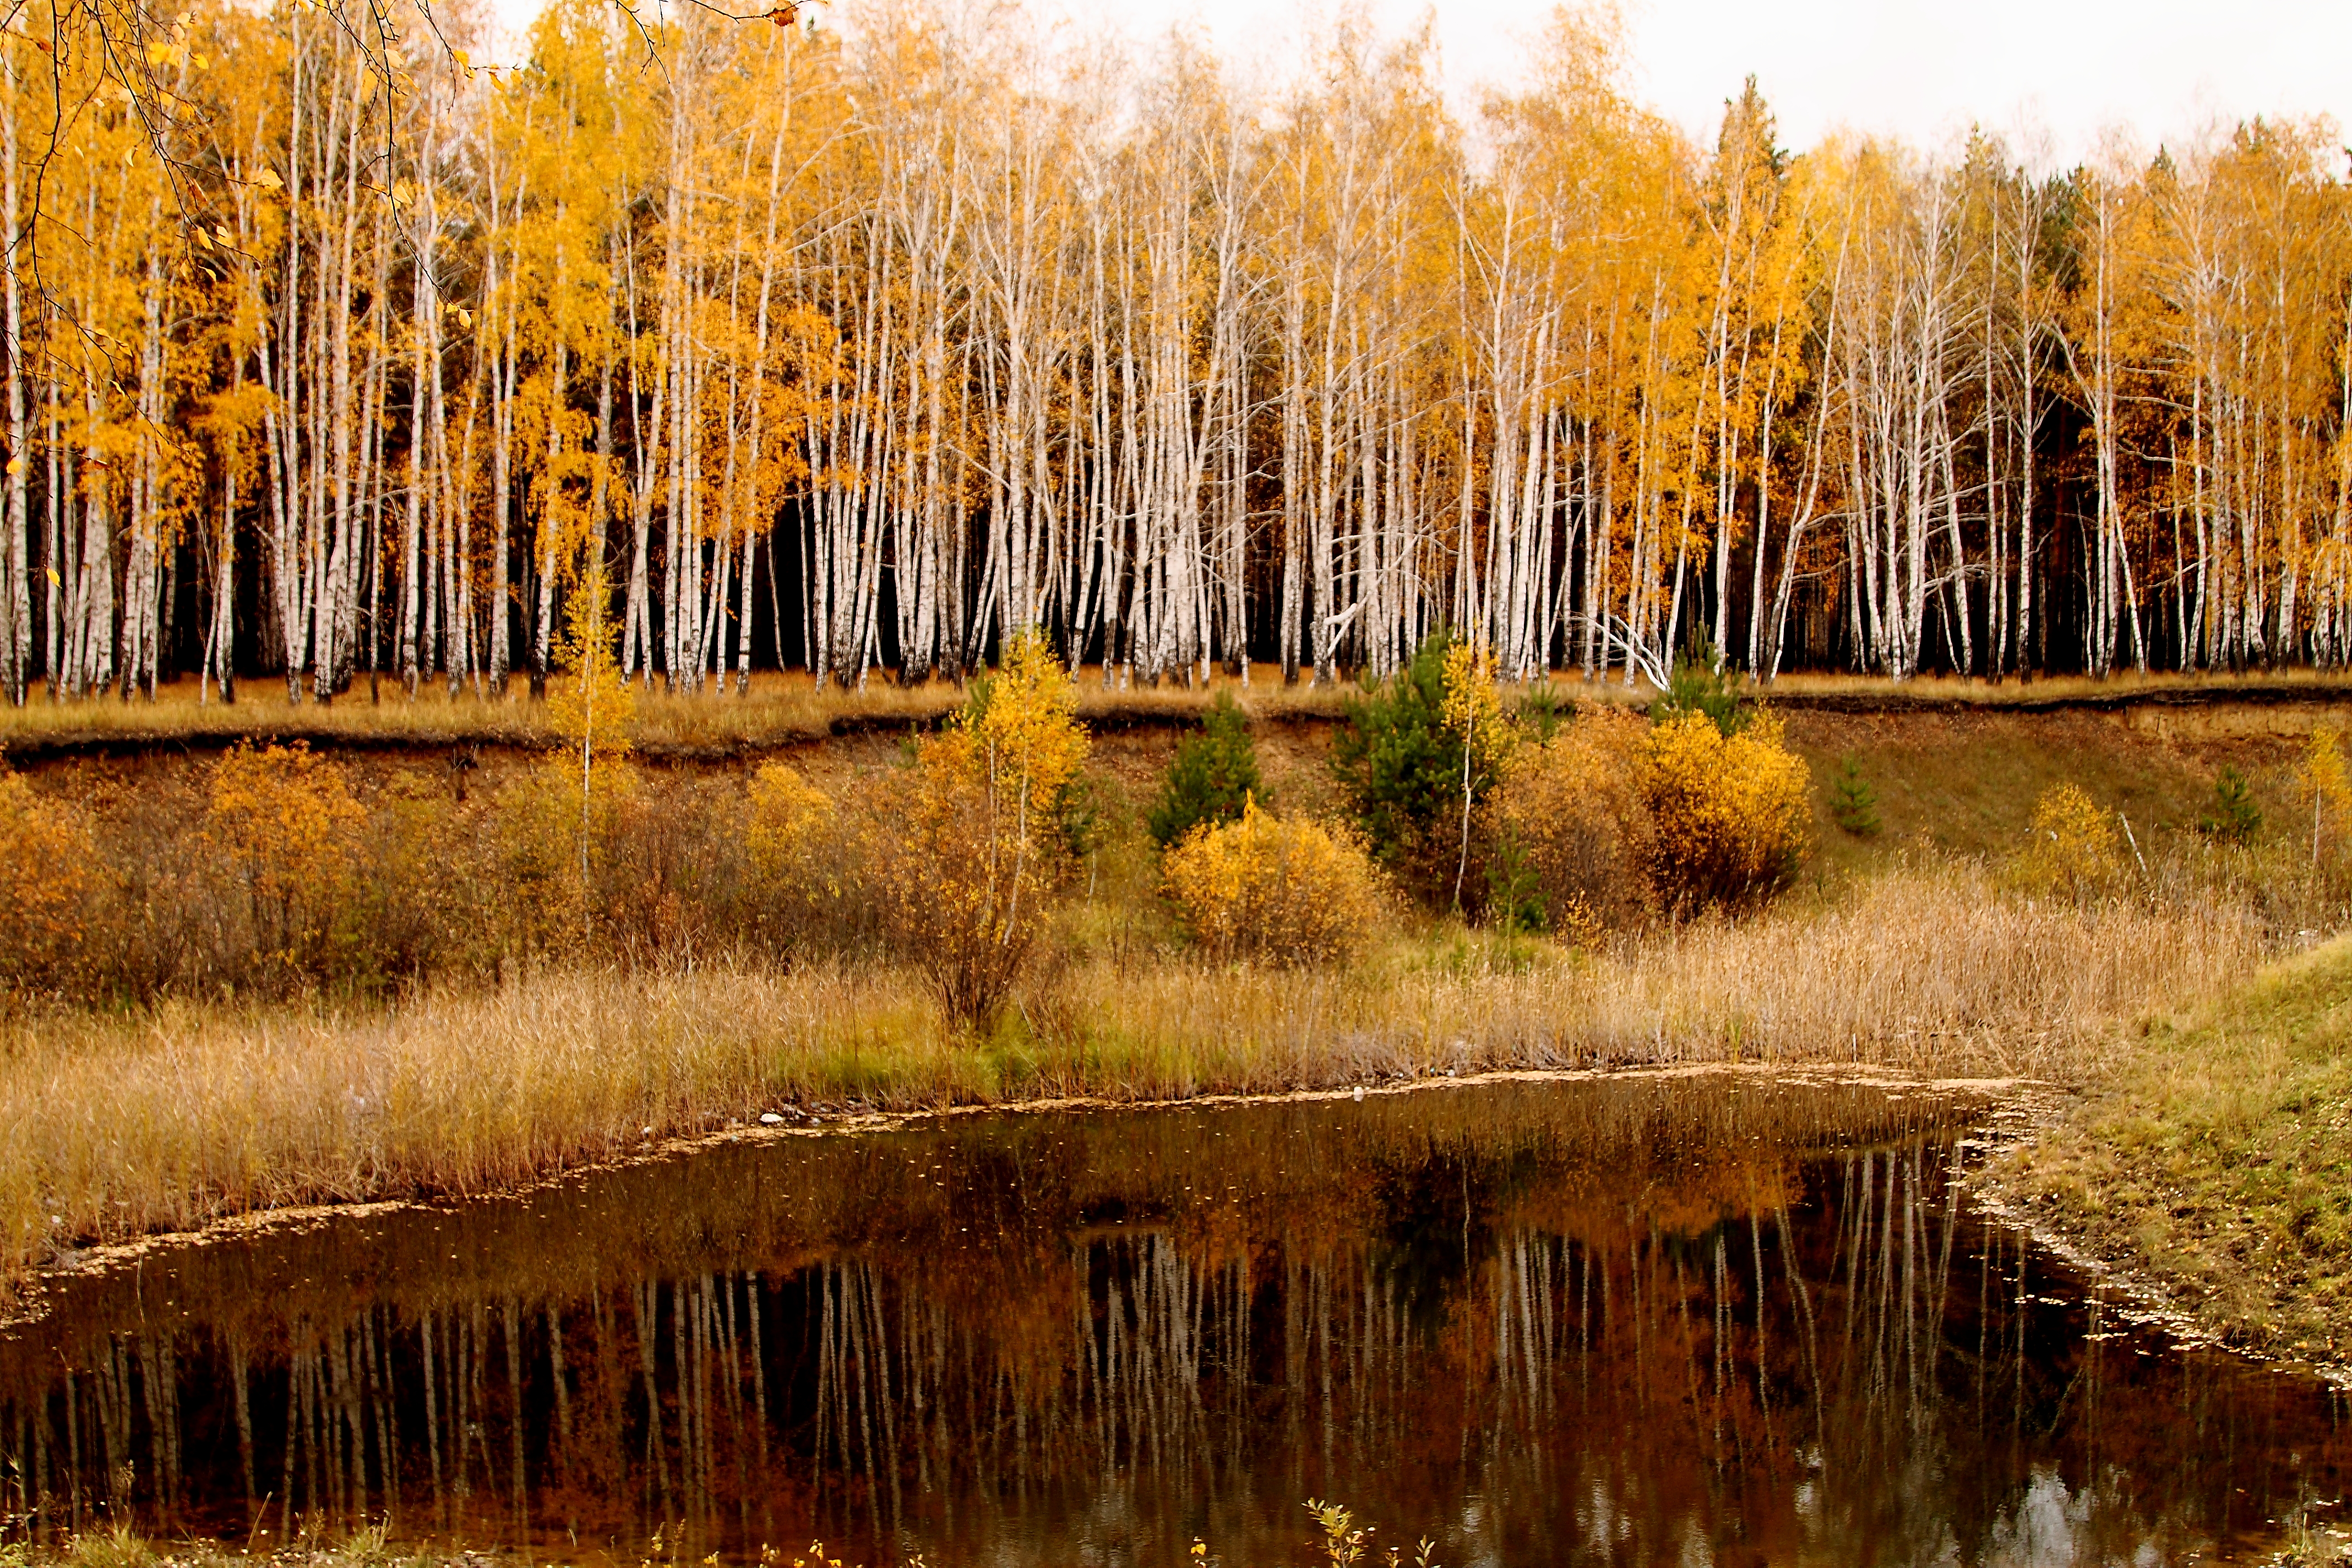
[1828, 755, 1881, 837]
[2196, 765, 2262, 848]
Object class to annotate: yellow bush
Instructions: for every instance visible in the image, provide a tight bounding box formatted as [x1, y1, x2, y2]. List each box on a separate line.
[0, 770, 97, 984]
[496, 754, 643, 952]
[1638, 711, 1810, 912]
[545, 564, 636, 760]
[747, 761, 831, 879]
[2301, 727, 2352, 869]
[1161, 799, 1384, 966]
[1490, 707, 1655, 936]
[204, 742, 366, 964]
[743, 761, 851, 949]
[865, 629, 1089, 1026]
[2013, 782, 2125, 900]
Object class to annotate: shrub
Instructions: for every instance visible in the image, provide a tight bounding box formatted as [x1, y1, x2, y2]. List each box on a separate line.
[1147, 692, 1265, 848]
[747, 761, 832, 878]
[0, 770, 98, 987]
[1828, 755, 1882, 837]
[866, 629, 1088, 1028]
[1640, 711, 1810, 912]
[204, 741, 368, 974]
[544, 563, 636, 760]
[1330, 631, 1477, 897]
[2197, 765, 2261, 847]
[1439, 639, 1513, 908]
[1489, 706, 1656, 937]
[742, 761, 852, 951]
[359, 770, 495, 985]
[495, 754, 647, 959]
[2013, 782, 2125, 900]
[1161, 799, 1383, 966]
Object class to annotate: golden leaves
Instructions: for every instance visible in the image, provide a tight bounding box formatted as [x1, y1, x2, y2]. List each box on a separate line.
[2011, 782, 2127, 902]
[203, 742, 368, 966]
[864, 628, 1090, 1026]
[545, 564, 636, 760]
[1639, 711, 1810, 912]
[1161, 799, 1384, 967]
[0, 770, 99, 978]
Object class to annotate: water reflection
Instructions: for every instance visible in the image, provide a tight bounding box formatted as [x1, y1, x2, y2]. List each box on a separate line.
[1, 1076, 2344, 1565]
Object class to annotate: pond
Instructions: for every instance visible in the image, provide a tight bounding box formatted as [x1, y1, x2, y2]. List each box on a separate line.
[1, 1074, 2346, 1566]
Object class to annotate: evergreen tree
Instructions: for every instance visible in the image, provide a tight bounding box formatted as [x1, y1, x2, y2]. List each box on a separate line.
[1147, 693, 1265, 848]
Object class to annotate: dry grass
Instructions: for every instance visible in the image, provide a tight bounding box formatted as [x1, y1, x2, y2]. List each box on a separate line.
[0, 667, 1364, 755]
[1762, 666, 2352, 706]
[0, 862, 2269, 1292]
[1985, 933, 2352, 1369]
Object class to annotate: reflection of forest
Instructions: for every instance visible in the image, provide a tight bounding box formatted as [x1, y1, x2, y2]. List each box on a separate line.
[1, 1079, 2343, 1566]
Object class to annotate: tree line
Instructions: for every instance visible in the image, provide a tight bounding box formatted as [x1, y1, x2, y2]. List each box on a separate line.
[5, 0, 2352, 702]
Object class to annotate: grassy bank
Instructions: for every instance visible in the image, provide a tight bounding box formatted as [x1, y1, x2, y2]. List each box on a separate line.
[1987, 934, 2352, 1370]
[0, 863, 2266, 1291]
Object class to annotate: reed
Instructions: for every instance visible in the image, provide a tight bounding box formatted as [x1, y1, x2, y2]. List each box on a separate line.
[0, 862, 2270, 1291]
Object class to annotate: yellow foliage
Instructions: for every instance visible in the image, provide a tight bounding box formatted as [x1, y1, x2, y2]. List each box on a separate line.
[747, 761, 831, 879]
[0, 771, 97, 983]
[1161, 799, 1384, 966]
[1639, 711, 1810, 912]
[943, 627, 1088, 812]
[1439, 640, 1509, 766]
[499, 755, 639, 892]
[2012, 782, 2125, 900]
[743, 761, 848, 948]
[1491, 707, 1656, 935]
[2302, 727, 2352, 865]
[867, 629, 1091, 1026]
[204, 742, 366, 961]
[545, 565, 636, 761]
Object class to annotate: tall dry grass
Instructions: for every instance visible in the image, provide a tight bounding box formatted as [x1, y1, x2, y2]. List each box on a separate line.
[0, 666, 1363, 754]
[0, 861, 2270, 1290]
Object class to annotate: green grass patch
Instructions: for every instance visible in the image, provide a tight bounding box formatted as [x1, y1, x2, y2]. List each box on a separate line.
[1994, 935, 2352, 1363]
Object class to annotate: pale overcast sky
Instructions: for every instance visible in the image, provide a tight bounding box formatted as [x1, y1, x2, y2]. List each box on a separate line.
[1051, 0, 2348, 162]
[495, 0, 2348, 166]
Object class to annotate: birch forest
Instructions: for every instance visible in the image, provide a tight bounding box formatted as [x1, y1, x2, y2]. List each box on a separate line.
[9, 0, 2352, 700]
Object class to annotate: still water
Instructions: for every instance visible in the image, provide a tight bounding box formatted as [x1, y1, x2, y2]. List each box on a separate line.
[2, 1075, 2346, 1565]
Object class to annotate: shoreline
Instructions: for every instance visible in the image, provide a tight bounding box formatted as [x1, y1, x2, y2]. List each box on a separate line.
[1981, 935, 2352, 1391]
[0, 1058, 2030, 1335]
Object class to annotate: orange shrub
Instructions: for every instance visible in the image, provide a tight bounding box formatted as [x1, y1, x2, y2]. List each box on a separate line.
[1489, 707, 1655, 937]
[1161, 799, 1384, 966]
[204, 741, 367, 968]
[0, 770, 97, 986]
[864, 629, 1089, 1026]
